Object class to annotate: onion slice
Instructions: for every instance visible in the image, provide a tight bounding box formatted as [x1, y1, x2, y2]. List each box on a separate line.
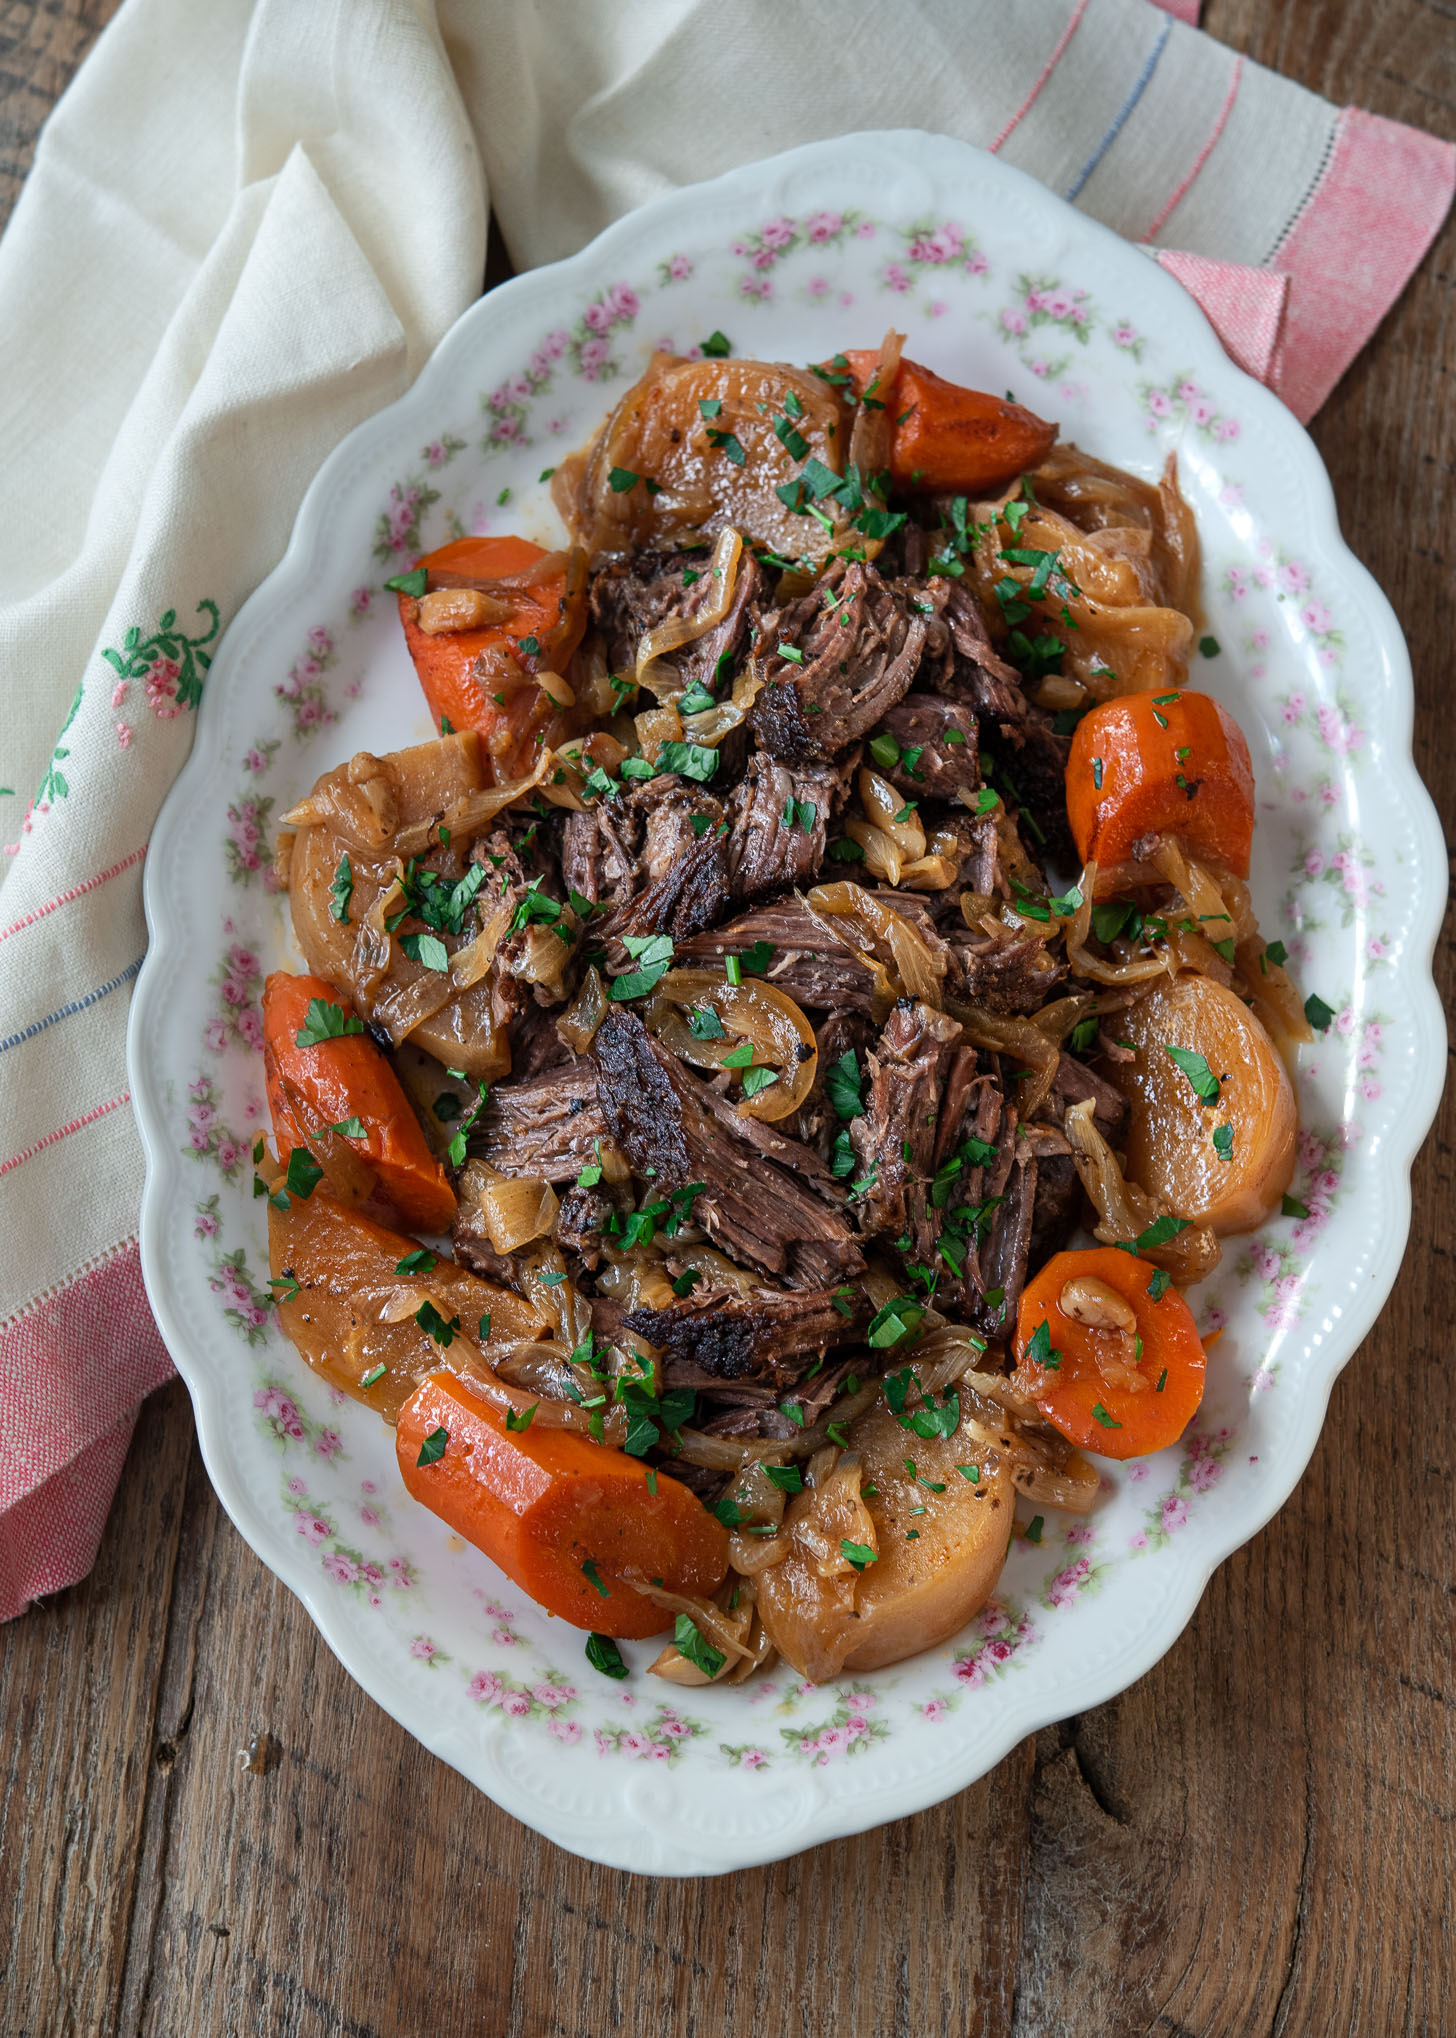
[635, 527, 744, 698]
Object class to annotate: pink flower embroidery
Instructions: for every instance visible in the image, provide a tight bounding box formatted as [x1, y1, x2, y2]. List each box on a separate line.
[667, 253, 693, 279]
[323, 1552, 359, 1584]
[548, 1718, 583, 1744]
[410, 1636, 438, 1662]
[921, 1698, 948, 1723]
[806, 210, 843, 242]
[294, 1512, 332, 1547]
[1160, 1495, 1190, 1533]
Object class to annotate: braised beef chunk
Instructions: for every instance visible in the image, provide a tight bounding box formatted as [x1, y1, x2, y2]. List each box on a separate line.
[1022, 1125, 1081, 1265]
[750, 561, 927, 761]
[977, 1142, 1037, 1331]
[726, 753, 853, 902]
[588, 546, 759, 694]
[510, 1000, 573, 1081]
[564, 777, 728, 941]
[938, 580, 1025, 721]
[592, 1009, 863, 1283]
[624, 1283, 869, 1382]
[947, 924, 1062, 1014]
[876, 693, 981, 800]
[794, 1008, 874, 1166]
[848, 1000, 966, 1262]
[469, 826, 570, 1003]
[674, 900, 882, 1014]
[1045, 1049, 1129, 1144]
[555, 1182, 612, 1259]
[986, 706, 1076, 867]
[473, 1056, 607, 1182]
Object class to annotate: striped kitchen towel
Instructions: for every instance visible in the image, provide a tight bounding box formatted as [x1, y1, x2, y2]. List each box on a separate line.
[0, 0, 1449, 1619]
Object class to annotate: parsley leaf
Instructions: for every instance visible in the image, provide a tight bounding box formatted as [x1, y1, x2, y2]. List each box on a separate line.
[400, 930, 450, 973]
[608, 467, 640, 493]
[610, 932, 675, 1001]
[415, 1301, 459, 1347]
[826, 1049, 865, 1122]
[416, 1425, 448, 1466]
[384, 567, 428, 597]
[673, 1614, 725, 1680]
[284, 1147, 323, 1201]
[585, 1633, 629, 1679]
[1023, 1318, 1061, 1372]
[294, 998, 364, 1047]
[699, 330, 732, 357]
[841, 1539, 878, 1572]
[1165, 1043, 1221, 1104]
[395, 1247, 438, 1276]
[654, 740, 720, 783]
[706, 428, 746, 465]
[1304, 992, 1335, 1032]
[329, 855, 353, 924]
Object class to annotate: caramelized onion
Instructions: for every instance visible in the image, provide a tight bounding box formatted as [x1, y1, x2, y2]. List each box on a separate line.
[646, 969, 817, 1122]
[558, 965, 610, 1055]
[945, 996, 1062, 1117]
[1063, 1096, 1221, 1284]
[805, 881, 945, 1008]
[460, 1163, 558, 1254]
[635, 526, 743, 698]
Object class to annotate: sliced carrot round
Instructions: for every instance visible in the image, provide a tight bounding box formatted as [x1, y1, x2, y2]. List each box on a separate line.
[1011, 1246, 1206, 1459]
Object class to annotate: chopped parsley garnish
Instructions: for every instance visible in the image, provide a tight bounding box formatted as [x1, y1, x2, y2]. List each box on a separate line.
[841, 1539, 878, 1572]
[416, 1425, 448, 1466]
[765, 1464, 803, 1493]
[268, 1271, 301, 1302]
[1165, 1043, 1221, 1104]
[581, 1559, 610, 1599]
[783, 796, 817, 832]
[1023, 1318, 1061, 1373]
[608, 467, 639, 493]
[1282, 1193, 1309, 1219]
[735, 939, 774, 975]
[828, 837, 866, 862]
[585, 1633, 629, 1679]
[776, 641, 805, 664]
[1091, 1403, 1123, 1430]
[329, 855, 353, 923]
[384, 566, 428, 597]
[1199, 635, 1221, 657]
[1113, 1214, 1192, 1255]
[504, 1403, 538, 1432]
[700, 330, 732, 357]
[956, 1463, 981, 1483]
[1148, 1267, 1173, 1301]
[359, 1362, 387, 1389]
[688, 1004, 727, 1040]
[674, 1615, 725, 1680]
[1265, 939, 1289, 967]
[415, 1301, 460, 1347]
[678, 681, 717, 717]
[294, 997, 364, 1047]
[328, 1116, 365, 1140]
[740, 1065, 779, 1099]
[884, 1366, 959, 1440]
[1212, 1123, 1235, 1161]
[867, 1298, 925, 1350]
[284, 1147, 323, 1201]
[395, 1247, 438, 1276]
[611, 931, 675, 1000]
[654, 740, 720, 783]
[1304, 992, 1335, 1031]
[671, 1267, 703, 1298]
[706, 428, 746, 465]
[826, 1049, 865, 1122]
[400, 930, 450, 973]
[698, 398, 723, 419]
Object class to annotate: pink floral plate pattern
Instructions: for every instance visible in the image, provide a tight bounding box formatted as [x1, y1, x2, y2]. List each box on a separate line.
[130, 133, 1446, 1875]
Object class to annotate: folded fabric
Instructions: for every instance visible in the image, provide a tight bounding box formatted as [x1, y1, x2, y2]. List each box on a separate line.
[0, 0, 1449, 1619]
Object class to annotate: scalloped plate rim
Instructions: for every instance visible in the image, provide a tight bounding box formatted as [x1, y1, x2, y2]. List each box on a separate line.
[130, 129, 1447, 1875]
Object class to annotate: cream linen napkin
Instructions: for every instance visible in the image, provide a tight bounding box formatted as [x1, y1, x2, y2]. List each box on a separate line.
[1, 0, 1449, 1616]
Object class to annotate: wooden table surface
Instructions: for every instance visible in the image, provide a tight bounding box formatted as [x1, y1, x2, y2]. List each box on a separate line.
[2, 4, 1453, 2033]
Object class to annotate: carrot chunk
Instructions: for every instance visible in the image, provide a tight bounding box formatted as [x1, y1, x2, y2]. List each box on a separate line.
[396, 1372, 729, 1636]
[396, 535, 584, 775]
[837, 349, 1057, 493]
[262, 972, 456, 1234]
[1011, 1247, 1207, 1459]
[1066, 688, 1254, 877]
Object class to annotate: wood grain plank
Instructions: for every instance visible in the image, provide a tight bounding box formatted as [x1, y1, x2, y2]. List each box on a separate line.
[1, 4, 1454, 2035]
